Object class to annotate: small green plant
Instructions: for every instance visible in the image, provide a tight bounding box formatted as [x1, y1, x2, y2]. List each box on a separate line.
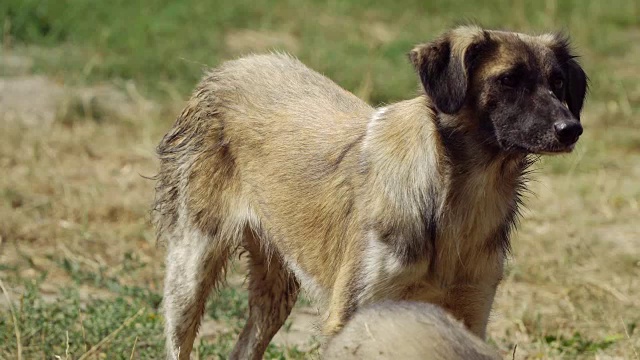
[0, 279, 164, 359]
[56, 255, 162, 308]
[207, 286, 249, 329]
[543, 332, 623, 355]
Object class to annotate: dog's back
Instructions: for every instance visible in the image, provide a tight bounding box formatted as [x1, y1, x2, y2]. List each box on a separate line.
[323, 301, 502, 360]
[155, 54, 377, 358]
[155, 53, 373, 256]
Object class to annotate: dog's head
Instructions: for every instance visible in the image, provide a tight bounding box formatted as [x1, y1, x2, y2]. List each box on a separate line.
[410, 25, 588, 154]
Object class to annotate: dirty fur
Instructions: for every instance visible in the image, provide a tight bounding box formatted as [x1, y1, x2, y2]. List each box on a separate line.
[153, 25, 587, 359]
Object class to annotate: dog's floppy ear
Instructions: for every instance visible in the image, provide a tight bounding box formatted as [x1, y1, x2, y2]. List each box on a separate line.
[409, 26, 490, 114]
[550, 33, 589, 120]
[564, 59, 588, 120]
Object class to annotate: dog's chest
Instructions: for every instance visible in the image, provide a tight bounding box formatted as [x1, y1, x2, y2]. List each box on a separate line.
[358, 171, 514, 304]
[434, 192, 510, 285]
[435, 168, 514, 274]
[443, 172, 513, 245]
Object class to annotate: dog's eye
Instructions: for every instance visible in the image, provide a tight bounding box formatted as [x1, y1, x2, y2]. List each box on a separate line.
[552, 78, 564, 90]
[500, 75, 517, 87]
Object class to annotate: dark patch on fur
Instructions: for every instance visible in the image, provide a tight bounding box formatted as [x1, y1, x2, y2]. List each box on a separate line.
[379, 229, 426, 264]
[343, 269, 366, 324]
[376, 195, 438, 265]
[307, 134, 366, 182]
[332, 133, 366, 169]
[423, 196, 439, 271]
[435, 114, 503, 167]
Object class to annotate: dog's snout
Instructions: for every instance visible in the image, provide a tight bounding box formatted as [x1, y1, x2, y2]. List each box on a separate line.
[553, 120, 583, 145]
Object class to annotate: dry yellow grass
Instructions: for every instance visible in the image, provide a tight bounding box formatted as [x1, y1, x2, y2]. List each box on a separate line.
[0, 84, 166, 293]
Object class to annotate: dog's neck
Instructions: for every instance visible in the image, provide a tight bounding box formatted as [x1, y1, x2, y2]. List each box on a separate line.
[362, 96, 531, 191]
[361, 96, 532, 255]
[434, 109, 523, 169]
[431, 103, 533, 254]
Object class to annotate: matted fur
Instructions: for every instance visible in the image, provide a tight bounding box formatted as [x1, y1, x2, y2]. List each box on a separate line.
[153, 25, 587, 359]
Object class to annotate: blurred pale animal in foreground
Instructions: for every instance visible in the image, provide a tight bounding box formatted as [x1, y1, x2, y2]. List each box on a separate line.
[324, 301, 501, 360]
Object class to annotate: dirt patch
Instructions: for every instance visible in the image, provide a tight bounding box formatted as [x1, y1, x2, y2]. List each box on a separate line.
[0, 76, 64, 126]
[0, 77, 158, 128]
[0, 50, 158, 128]
[194, 306, 319, 351]
[59, 82, 158, 125]
[0, 53, 34, 75]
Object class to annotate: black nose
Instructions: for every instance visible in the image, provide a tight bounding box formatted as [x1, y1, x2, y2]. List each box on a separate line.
[554, 120, 583, 145]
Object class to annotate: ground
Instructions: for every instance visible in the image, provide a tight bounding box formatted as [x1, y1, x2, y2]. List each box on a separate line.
[0, 1, 639, 359]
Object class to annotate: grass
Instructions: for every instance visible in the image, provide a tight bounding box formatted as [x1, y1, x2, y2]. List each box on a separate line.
[3, 0, 638, 103]
[0, 262, 309, 359]
[1, 0, 639, 358]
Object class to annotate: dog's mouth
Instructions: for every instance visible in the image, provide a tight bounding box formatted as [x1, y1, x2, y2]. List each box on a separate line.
[525, 142, 578, 155]
[536, 143, 576, 155]
[501, 141, 577, 155]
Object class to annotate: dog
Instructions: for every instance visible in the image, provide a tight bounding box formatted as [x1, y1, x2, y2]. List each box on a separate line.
[323, 301, 501, 359]
[153, 25, 587, 359]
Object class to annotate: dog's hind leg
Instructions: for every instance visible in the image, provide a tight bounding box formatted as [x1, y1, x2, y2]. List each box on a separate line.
[229, 229, 300, 360]
[163, 226, 232, 360]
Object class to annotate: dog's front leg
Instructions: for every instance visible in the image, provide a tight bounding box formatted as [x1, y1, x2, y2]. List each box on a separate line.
[442, 280, 499, 339]
[442, 253, 504, 340]
[322, 251, 363, 336]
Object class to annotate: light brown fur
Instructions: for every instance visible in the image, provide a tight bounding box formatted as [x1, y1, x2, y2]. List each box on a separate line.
[154, 25, 586, 359]
[323, 301, 502, 360]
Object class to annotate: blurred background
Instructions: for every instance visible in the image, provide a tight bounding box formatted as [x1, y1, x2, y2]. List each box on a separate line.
[0, 0, 638, 358]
